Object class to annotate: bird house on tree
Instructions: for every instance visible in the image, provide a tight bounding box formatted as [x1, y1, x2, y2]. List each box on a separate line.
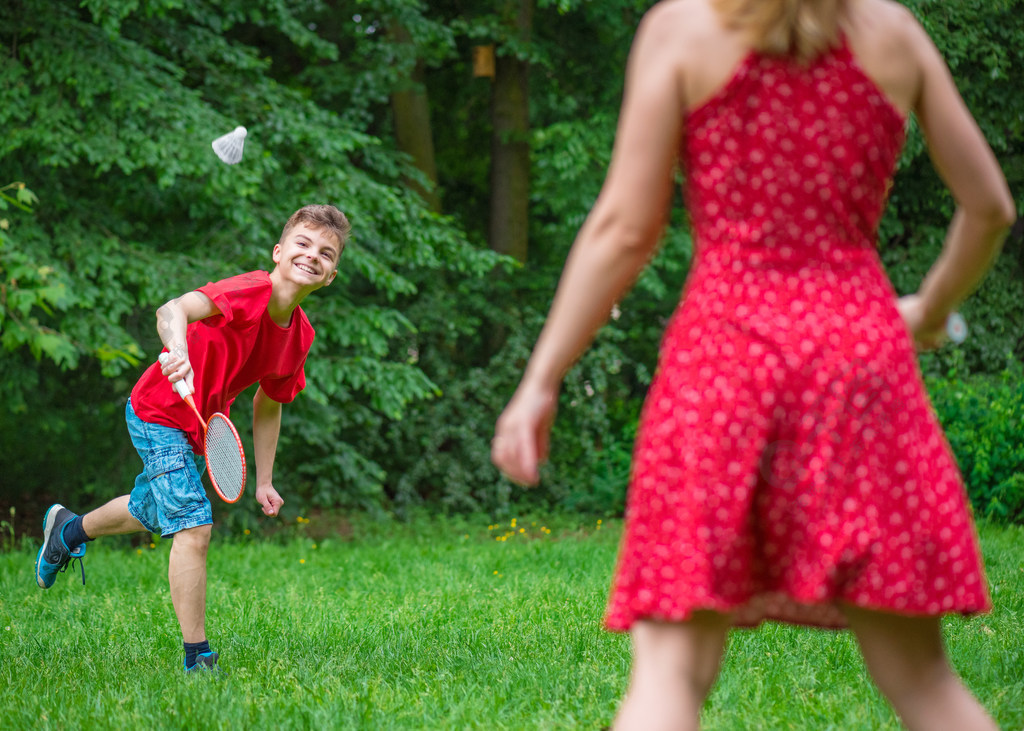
[473, 45, 495, 78]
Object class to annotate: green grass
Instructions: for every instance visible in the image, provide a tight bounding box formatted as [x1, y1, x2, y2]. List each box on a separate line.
[1, 516, 1021, 729]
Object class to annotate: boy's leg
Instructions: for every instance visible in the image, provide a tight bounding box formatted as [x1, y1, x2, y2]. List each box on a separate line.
[35, 496, 150, 589]
[842, 604, 997, 731]
[82, 495, 147, 537]
[612, 612, 731, 731]
[123, 397, 220, 672]
[168, 524, 212, 644]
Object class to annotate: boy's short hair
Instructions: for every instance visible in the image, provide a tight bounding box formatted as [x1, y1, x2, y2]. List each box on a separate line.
[280, 205, 352, 258]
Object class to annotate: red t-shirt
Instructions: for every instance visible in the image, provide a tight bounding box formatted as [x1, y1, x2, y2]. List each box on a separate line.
[131, 271, 315, 453]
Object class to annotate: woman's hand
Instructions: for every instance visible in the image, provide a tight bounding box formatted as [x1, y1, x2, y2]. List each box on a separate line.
[896, 294, 950, 351]
[491, 381, 559, 487]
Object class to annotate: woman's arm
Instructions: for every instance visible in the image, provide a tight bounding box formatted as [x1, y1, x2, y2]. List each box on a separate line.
[492, 6, 690, 485]
[904, 15, 1016, 341]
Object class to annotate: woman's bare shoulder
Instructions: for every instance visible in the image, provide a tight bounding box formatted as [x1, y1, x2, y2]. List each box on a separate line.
[637, 0, 749, 100]
[846, 0, 932, 58]
[844, 0, 938, 114]
[639, 0, 725, 48]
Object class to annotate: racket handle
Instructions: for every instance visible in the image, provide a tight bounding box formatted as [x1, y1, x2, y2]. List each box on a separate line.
[158, 352, 194, 399]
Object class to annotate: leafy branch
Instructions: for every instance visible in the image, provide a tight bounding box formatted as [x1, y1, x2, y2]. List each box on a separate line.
[0, 182, 38, 214]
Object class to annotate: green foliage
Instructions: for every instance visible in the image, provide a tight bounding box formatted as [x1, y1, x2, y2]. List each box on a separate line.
[1, 0, 1022, 520]
[367, 225, 689, 517]
[0, 0, 496, 509]
[363, 6, 691, 514]
[339, 0, 1023, 518]
[0, 184, 82, 374]
[927, 355, 1024, 524]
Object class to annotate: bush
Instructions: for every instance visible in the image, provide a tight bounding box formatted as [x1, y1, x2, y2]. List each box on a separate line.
[927, 354, 1024, 524]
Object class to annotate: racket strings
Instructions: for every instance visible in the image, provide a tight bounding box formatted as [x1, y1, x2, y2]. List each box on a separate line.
[205, 415, 246, 501]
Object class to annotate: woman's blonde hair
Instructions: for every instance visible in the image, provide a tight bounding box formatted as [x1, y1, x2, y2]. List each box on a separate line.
[712, 0, 844, 63]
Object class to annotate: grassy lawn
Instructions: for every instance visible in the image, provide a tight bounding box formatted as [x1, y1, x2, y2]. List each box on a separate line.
[1, 515, 1021, 729]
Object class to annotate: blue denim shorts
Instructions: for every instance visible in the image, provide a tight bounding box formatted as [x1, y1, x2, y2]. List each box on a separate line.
[126, 399, 211, 536]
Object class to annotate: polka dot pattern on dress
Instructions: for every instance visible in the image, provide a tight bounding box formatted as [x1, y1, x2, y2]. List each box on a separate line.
[604, 39, 991, 631]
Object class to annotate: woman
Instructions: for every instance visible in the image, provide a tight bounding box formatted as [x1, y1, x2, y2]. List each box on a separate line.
[491, 0, 1015, 729]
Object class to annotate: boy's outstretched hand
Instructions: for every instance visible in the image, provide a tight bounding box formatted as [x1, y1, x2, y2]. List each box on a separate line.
[256, 484, 284, 517]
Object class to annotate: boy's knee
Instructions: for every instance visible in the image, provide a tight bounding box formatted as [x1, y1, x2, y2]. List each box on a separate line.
[172, 524, 212, 551]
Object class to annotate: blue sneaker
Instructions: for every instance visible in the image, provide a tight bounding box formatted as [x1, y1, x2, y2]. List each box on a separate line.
[185, 651, 225, 676]
[35, 504, 86, 588]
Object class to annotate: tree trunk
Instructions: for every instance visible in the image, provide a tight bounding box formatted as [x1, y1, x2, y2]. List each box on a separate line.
[390, 24, 442, 212]
[488, 0, 532, 263]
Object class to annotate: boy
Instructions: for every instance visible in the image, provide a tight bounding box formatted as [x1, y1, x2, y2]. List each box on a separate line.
[34, 204, 350, 673]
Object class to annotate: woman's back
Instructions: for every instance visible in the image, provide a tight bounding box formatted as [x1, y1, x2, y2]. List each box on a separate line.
[684, 38, 905, 263]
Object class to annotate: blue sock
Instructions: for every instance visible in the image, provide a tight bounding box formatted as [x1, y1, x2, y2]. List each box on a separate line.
[184, 640, 211, 668]
[61, 515, 92, 551]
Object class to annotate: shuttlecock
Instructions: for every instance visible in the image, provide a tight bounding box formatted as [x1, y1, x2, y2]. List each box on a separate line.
[946, 311, 968, 344]
[212, 126, 247, 164]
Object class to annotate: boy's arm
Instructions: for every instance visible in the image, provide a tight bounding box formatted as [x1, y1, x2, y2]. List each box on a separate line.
[252, 385, 285, 517]
[156, 291, 221, 391]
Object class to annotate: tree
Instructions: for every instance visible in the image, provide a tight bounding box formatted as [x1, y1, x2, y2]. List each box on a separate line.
[390, 21, 442, 212]
[1, 0, 1020, 522]
[0, 0, 495, 513]
[487, 0, 533, 262]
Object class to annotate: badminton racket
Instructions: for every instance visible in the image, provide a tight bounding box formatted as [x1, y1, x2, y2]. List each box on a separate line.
[158, 353, 247, 503]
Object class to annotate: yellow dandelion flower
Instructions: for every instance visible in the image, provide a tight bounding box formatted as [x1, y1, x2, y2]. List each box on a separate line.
[149, 542, 155, 549]
[511, 518, 517, 528]
[493, 570, 499, 575]
[244, 529, 251, 535]
[519, 528, 525, 533]
[136, 549, 142, 555]
[312, 543, 318, 549]
[300, 559, 306, 564]
[297, 516, 304, 523]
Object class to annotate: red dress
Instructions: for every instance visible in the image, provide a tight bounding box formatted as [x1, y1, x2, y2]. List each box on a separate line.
[604, 40, 991, 630]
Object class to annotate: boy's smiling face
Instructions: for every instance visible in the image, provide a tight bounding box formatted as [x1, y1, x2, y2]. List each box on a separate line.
[272, 223, 340, 291]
